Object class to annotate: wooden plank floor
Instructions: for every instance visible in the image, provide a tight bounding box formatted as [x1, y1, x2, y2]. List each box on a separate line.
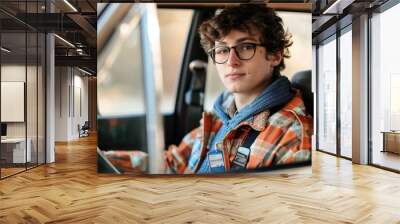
[1, 167, 26, 178]
[1, 135, 400, 223]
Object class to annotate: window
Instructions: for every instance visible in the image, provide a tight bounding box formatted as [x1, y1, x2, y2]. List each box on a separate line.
[370, 3, 400, 171]
[317, 36, 337, 154]
[97, 8, 193, 116]
[339, 28, 352, 158]
[0, 0, 46, 179]
[97, 11, 146, 117]
[158, 9, 193, 114]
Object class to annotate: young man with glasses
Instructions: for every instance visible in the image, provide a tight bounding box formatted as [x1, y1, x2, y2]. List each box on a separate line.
[165, 4, 313, 174]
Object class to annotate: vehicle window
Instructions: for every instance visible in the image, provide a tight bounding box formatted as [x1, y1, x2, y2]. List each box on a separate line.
[97, 10, 145, 117]
[158, 9, 193, 114]
[97, 8, 193, 116]
[204, 60, 224, 112]
[276, 11, 312, 79]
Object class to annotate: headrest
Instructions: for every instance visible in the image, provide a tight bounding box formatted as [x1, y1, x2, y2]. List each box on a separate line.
[291, 70, 313, 116]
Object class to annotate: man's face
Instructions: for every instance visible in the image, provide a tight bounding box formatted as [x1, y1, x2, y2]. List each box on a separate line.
[214, 29, 282, 95]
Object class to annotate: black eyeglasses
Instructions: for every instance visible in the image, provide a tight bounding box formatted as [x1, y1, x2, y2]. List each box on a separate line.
[208, 43, 265, 64]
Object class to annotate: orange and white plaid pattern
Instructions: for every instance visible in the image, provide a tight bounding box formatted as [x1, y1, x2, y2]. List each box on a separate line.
[165, 90, 313, 174]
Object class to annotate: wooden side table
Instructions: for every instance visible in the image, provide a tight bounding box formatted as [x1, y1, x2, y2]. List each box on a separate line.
[381, 131, 400, 154]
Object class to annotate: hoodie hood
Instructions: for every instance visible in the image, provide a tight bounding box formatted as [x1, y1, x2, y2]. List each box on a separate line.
[196, 75, 294, 173]
[213, 75, 294, 130]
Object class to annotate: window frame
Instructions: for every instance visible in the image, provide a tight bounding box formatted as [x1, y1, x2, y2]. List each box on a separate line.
[315, 22, 353, 161]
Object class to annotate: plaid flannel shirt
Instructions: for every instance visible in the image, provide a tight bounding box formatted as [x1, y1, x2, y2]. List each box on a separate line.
[165, 90, 313, 174]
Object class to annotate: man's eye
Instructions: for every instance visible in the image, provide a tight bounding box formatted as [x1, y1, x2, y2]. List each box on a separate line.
[215, 48, 229, 55]
[239, 44, 255, 51]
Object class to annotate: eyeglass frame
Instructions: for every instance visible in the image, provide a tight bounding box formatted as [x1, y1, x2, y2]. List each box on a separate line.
[207, 42, 266, 64]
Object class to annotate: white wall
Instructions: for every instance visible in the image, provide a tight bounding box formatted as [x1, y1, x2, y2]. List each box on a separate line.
[1, 65, 33, 138]
[1, 64, 46, 163]
[55, 66, 69, 141]
[72, 73, 89, 138]
[54, 67, 89, 141]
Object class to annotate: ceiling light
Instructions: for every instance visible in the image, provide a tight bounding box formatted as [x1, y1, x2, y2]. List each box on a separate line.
[63, 0, 78, 12]
[322, 0, 354, 15]
[54, 34, 75, 48]
[1, 47, 11, 53]
[78, 67, 93, 76]
[76, 48, 85, 55]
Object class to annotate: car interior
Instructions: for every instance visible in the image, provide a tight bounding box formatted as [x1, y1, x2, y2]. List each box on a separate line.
[96, 3, 313, 173]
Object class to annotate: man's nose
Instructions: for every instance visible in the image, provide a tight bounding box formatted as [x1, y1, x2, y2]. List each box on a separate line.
[226, 48, 241, 67]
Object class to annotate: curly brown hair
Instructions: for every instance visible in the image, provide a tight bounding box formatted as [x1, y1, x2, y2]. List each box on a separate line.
[198, 4, 293, 72]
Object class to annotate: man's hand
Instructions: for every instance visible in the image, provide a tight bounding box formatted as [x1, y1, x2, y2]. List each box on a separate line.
[104, 150, 148, 174]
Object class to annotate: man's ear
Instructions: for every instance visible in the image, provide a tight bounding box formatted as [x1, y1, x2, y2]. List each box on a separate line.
[267, 50, 283, 66]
